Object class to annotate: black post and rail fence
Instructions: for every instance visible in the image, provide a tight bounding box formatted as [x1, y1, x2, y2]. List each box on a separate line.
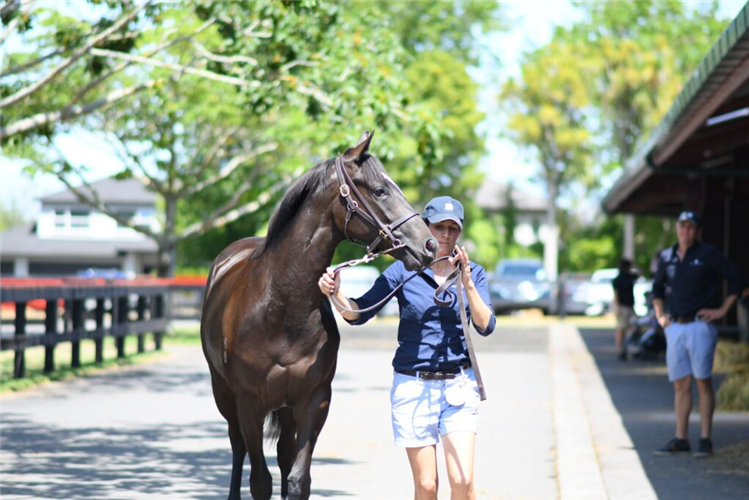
[0, 277, 207, 379]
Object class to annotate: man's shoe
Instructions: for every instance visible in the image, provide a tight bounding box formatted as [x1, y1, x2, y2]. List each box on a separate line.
[693, 438, 713, 458]
[617, 351, 627, 362]
[653, 438, 691, 456]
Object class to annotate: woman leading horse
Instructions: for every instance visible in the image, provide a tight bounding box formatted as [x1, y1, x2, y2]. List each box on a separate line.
[201, 131, 437, 500]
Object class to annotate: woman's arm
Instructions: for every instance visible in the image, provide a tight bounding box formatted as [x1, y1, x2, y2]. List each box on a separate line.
[318, 269, 360, 322]
[450, 246, 493, 331]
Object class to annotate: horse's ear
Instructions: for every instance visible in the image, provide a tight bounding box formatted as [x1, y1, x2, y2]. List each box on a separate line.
[343, 130, 375, 162]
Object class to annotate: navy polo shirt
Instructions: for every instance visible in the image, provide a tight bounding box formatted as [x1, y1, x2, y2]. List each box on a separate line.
[346, 260, 496, 372]
[653, 242, 746, 317]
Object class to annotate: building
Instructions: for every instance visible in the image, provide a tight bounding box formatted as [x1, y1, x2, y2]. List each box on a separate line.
[1, 177, 160, 277]
[603, 4, 749, 340]
[474, 178, 548, 247]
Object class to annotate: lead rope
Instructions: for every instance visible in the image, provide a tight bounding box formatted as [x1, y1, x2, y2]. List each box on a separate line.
[327, 256, 447, 314]
[331, 256, 487, 400]
[434, 263, 487, 401]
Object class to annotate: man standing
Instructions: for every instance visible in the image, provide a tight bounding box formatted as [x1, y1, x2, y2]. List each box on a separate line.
[612, 258, 636, 361]
[652, 211, 746, 458]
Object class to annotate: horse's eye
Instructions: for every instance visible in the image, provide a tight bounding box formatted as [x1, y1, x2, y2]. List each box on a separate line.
[373, 187, 387, 197]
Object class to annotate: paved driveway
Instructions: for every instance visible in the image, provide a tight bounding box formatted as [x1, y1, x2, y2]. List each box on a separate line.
[1, 322, 558, 499]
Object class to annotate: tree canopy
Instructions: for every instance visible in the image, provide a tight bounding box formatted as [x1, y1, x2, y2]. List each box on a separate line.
[501, 0, 731, 274]
[2, 0, 505, 274]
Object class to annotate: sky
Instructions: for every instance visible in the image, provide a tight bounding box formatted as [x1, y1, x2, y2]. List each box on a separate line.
[2, 0, 747, 220]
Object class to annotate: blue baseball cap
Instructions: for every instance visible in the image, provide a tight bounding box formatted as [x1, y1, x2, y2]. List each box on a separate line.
[422, 196, 464, 229]
[677, 211, 702, 227]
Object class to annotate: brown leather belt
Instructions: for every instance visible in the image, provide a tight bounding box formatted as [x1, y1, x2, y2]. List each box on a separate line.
[673, 316, 697, 324]
[396, 362, 471, 381]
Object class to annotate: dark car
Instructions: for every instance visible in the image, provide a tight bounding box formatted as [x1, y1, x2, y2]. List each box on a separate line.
[489, 259, 551, 314]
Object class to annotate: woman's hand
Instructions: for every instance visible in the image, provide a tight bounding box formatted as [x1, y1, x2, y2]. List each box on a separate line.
[449, 245, 472, 287]
[318, 268, 340, 297]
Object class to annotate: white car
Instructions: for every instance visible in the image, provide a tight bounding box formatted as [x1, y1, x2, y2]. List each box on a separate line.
[580, 268, 651, 317]
[334, 265, 398, 318]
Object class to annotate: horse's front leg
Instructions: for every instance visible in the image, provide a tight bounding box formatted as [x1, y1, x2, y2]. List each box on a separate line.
[276, 407, 297, 498]
[236, 399, 273, 500]
[287, 384, 333, 500]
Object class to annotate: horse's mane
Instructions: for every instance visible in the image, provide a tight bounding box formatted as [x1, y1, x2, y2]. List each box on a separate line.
[251, 154, 386, 259]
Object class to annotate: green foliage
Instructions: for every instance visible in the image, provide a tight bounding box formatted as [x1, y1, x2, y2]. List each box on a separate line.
[567, 0, 730, 169]
[0, 201, 26, 231]
[501, 0, 731, 277]
[501, 39, 593, 195]
[558, 212, 676, 274]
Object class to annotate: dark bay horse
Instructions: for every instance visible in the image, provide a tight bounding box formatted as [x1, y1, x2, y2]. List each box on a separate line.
[201, 132, 437, 499]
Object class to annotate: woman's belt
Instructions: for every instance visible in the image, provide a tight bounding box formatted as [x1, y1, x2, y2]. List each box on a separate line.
[396, 362, 471, 380]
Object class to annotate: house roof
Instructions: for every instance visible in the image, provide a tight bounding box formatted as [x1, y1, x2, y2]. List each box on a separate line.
[41, 177, 157, 205]
[0, 224, 158, 258]
[603, 3, 749, 214]
[474, 179, 547, 213]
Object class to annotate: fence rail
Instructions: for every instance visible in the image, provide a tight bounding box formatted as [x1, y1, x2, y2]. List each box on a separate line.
[0, 277, 207, 379]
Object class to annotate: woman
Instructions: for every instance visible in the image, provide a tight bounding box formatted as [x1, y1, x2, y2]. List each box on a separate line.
[318, 196, 496, 500]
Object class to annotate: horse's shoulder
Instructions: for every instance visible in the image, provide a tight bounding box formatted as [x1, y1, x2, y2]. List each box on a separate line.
[207, 237, 265, 296]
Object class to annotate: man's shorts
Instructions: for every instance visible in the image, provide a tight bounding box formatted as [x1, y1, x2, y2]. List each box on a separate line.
[664, 319, 718, 381]
[390, 367, 480, 447]
[615, 305, 636, 330]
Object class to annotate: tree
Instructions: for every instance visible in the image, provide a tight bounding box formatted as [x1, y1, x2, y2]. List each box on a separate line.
[5, 1, 507, 275]
[567, 0, 730, 259]
[501, 40, 594, 279]
[0, 201, 25, 231]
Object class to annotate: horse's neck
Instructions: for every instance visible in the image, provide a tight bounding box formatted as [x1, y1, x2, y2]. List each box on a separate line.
[265, 200, 341, 299]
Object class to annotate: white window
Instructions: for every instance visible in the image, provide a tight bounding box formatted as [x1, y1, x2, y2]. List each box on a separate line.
[70, 210, 90, 228]
[54, 210, 66, 228]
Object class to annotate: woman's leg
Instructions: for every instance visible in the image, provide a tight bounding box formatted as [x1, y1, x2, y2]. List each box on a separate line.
[442, 431, 476, 500]
[406, 445, 439, 500]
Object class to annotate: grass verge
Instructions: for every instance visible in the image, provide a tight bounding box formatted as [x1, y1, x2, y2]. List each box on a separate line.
[1, 324, 205, 393]
[0, 335, 168, 393]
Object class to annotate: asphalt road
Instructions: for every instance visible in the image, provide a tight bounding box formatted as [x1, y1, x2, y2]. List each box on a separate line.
[2, 320, 747, 499]
[1, 321, 555, 500]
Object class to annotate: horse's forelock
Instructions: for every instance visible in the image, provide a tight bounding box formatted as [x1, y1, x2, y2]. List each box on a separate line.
[358, 154, 386, 188]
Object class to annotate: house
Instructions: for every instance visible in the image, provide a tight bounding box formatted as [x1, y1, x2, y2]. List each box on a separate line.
[0, 177, 160, 277]
[473, 178, 548, 247]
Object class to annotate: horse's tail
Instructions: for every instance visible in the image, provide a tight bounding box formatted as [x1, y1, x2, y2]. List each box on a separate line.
[264, 410, 282, 443]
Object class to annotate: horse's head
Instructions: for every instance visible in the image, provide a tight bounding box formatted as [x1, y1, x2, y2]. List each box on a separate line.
[332, 131, 437, 271]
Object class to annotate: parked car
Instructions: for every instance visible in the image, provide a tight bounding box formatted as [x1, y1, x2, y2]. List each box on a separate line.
[489, 259, 551, 314]
[555, 272, 593, 316]
[581, 268, 618, 316]
[575, 268, 652, 317]
[335, 265, 398, 318]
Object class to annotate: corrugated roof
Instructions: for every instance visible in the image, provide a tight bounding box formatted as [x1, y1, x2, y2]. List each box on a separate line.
[603, 2, 749, 212]
[41, 177, 157, 205]
[0, 224, 158, 258]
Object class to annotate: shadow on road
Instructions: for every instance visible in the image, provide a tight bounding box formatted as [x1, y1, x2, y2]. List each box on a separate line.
[579, 328, 749, 500]
[1, 413, 358, 499]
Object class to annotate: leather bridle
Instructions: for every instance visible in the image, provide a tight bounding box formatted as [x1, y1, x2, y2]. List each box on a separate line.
[334, 155, 419, 258]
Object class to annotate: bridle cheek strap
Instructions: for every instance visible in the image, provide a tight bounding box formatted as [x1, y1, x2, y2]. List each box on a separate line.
[334, 155, 418, 254]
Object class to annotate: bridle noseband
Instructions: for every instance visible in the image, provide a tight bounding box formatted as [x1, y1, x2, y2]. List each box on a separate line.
[334, 155, 419, 259]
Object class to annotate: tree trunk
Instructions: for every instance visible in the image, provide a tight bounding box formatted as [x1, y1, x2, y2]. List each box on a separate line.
[543, 181, 559, 282]
[157, 245, 174, 278]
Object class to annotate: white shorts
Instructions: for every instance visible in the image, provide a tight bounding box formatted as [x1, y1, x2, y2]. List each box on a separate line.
[664, 320, 718, 381]
[390, 367, 480, 447]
